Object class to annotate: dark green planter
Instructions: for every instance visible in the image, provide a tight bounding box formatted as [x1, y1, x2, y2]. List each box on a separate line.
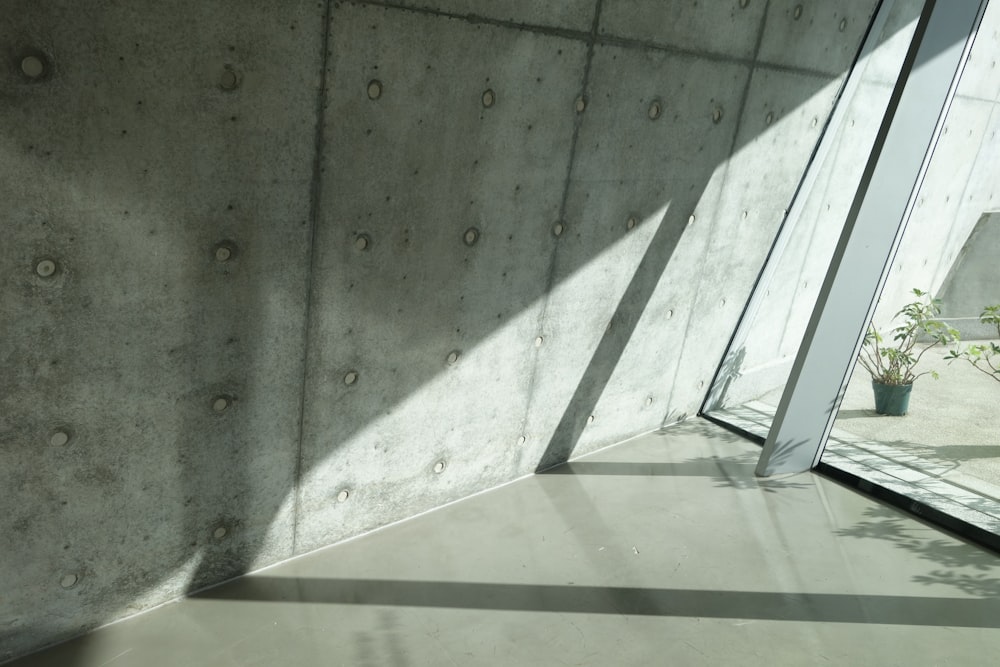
[872, 380, 912, 416]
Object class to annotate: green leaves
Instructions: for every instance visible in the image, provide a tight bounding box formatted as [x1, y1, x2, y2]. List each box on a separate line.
[981, 305, 1000, 329]
[946, 304, 1000, 383]
[859, 288, 960, 386]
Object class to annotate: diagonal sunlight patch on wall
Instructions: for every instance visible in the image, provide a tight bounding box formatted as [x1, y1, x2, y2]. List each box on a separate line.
[296, 201, 670, 547]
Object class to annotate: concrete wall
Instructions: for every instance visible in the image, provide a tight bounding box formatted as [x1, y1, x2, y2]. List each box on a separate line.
[717, 0, 1000, 407]
[2, 0, 876, 660]
[937, 211, 1000, 339]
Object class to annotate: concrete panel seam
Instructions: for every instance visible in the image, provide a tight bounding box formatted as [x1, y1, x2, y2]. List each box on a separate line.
[519, 0, 603, 462]
[348, 0, 839, 82]
[348, 0, 591, 42]
[954, 92, 1000, 104]
[668, 0, 773, 412]
[557, 0, 604, 226]
[293, 0, 336, 555]
[594, 32, 836, 81]
[728, 1, 779, 159]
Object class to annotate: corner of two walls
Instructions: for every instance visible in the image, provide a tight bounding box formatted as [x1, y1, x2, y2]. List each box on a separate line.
[1, 0, 872, 661]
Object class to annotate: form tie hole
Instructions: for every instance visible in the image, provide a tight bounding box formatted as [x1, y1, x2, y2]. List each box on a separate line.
[36, 259, 57, 277]
[220, 69, 240, 90]
[21, 55, 45, 78]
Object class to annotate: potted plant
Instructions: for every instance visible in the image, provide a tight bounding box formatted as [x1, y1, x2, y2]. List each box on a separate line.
[857, 288, 959, 415]
[945, 304, 1000, 383]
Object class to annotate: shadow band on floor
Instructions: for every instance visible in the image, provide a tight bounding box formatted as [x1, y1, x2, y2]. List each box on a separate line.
[195, 577, 1000, 628]
[539, 460, 755, 476]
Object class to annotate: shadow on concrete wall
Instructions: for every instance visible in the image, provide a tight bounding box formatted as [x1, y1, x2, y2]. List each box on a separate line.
[3, 0, 965, 662]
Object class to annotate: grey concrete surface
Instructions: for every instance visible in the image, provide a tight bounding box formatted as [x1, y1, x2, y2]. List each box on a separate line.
[1, 0, 324, 660]
[938, 212, 1000, 332]
[599, 0, 768, 59]
[2, 0, 897, 660]
[391, 0, 595, 32]
[295, 2, 588, 555]
[756, 0, 875, 75]
[9, 420, 1000, 667]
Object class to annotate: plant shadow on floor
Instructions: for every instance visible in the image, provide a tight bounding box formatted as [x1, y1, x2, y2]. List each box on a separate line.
[680, 420, 815, 492]
[837, 409, 878, 420]
[903, 443, 1000, 464]
[828, 435, 1000, 513]
[835, 505, 1000, 597]
[683, 454, 813, 492]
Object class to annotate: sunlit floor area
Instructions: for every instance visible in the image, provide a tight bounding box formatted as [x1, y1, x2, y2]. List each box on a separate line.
[713, 346, 1000, 536]
[10, 420, 1000, 666]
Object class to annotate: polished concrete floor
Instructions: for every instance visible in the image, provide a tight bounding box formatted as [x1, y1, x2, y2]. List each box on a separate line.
[717, 347, 1000, 537]
[9, 419, 1000, 666]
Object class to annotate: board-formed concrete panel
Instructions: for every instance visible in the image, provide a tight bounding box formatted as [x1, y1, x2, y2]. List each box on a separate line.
[955, 0, 1000, 103]
[859, 0, 922, 86]
[523, 44, 749, 468]
[295, 3, 586, 554]
[758, 0, 879, 75]
[390, 0, 596, 33]
[598, 0, 767, 60]
[0, 0, 322, 660]
[672, 68, 841, 410]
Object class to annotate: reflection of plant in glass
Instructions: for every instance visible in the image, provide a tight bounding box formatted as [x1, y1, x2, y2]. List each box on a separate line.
[945, 305, 1000, 383]
[859, 289, 960, 386]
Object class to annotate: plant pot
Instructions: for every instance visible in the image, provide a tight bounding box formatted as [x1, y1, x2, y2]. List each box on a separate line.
[871, 380, 912, 416]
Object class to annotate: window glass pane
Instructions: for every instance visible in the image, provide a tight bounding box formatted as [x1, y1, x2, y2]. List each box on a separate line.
[821, 0, 1000, 535]
[704, 0, 925, 437]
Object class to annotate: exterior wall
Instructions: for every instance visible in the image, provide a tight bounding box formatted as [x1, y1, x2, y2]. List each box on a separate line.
[937, 211, 1000, 339]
